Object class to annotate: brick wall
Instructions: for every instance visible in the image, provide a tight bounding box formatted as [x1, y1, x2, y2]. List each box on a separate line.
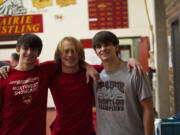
[169, 67, 175, 115]
[165, 0, 180, 35]
[165, 0, 180, 115]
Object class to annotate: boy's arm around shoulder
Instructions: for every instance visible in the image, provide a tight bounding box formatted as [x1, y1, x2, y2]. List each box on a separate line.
[39, 60, 58, 73]
[40, 61, 58, 88]
[0, 65, 11, 79]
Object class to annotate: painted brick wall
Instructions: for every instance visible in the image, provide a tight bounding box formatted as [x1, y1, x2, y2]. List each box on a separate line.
[165, 0, 180, 35]
[165, 0, 180, 115]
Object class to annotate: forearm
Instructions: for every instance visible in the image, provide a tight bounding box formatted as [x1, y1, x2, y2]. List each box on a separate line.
[82, 61, 99, 84]
[143, 107, 154, 135]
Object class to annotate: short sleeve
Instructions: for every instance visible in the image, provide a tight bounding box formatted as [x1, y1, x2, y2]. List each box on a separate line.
[39, 61, 58, 88]
[135, 73, 152, 102]
[93, 65, 104, 73]
[40, 61, 58, 78]
[0, 79, 4, 125]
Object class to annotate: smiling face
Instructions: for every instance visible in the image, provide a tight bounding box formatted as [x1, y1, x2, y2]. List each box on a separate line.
[17, 45, 39, 66]
[95, 43, 118, 62]
[54, 36, 85, 73]
[60, 40, 79, 70]
[92, 31, 120, 62]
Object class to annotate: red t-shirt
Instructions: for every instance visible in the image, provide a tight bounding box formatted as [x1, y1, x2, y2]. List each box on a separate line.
[50, 68, 94, 135]
[0, 61, 57, 135]
[50, 65, 103, 135]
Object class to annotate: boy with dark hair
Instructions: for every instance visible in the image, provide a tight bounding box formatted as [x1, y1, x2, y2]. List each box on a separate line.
[0, 33, 56, 135]
[92, 31, 154, 135]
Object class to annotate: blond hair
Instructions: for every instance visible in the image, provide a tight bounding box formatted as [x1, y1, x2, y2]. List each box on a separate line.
[54, 36, 85, 68]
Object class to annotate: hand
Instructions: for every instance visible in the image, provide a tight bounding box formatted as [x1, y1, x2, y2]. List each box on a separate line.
[127, 58, 144, 75]
[0, 66, 11, 79]
[85, 65, 99, 85]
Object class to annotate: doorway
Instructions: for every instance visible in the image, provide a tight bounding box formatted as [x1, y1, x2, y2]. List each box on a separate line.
[172, 20, 180, 113]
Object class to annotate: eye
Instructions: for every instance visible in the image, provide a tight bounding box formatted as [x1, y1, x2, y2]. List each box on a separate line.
[31, 48, 38, 51]
[71, 49, 75, 54]
[22, 47, 28, 50]
[104, 43, 111, 47]
[64, 49, 69, 54]
[96, 44, 101, 49]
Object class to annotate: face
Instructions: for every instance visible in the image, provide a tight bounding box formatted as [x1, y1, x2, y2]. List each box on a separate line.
[17, 46, 39, 65]
[61, 40, 79, 70]
[95, 43, 118, 62]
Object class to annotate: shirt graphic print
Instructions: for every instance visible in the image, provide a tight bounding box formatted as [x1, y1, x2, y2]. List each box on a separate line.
[10, 77, 39, 104]
[96, 81, 125, 111]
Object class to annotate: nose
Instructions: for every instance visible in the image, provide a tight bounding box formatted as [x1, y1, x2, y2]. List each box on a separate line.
[67, 50, 73, 56]
[100, 45, 106, 51]
[27, 48, 34, 55]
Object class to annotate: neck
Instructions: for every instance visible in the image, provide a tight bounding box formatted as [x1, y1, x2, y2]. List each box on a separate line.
[15, 63, 36, 71]
[62, 65, 79, 74]
[103, 57, 124, 71]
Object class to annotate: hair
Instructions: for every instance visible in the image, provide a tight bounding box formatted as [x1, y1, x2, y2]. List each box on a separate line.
[92, 31, 119, 50]
[16, 33, 43, 54]
[11, 53, 19, 61]
[54, 36, 85, 69]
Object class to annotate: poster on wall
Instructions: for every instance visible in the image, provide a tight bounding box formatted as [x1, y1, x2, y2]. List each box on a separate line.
[0, 14, 43, 35]
[0, 0, 27, 15]
[56, 0, 76, 7]
[32, 0, 53, 9]
[88, 0, 128, 30]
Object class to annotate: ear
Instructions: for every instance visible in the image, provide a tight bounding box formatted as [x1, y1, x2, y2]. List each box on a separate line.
[37, 51, 41, 57]
[115, 45, 119, 52]
[94, 49, 98, 55]
[16, 47, 20, 54]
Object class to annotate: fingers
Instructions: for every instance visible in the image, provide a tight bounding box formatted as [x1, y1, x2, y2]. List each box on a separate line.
[93, 77, 98, 86]
[137, 65, 144, 76]
[91, 72, 99, 86]
[93, 81, 98, 87]
[7, 66, 11, 72]
[0, 66, 10, 79]
[127, 62, 131, 72]
[86, 73, 90, 83]
[0, 69, 8, 79]
[86, 72, 99, 85]
[92, 76, 97, 85]
[133, 66, 137, 75]
[134, 64, 145, 76]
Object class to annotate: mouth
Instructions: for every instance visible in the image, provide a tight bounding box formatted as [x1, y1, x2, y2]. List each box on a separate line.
[100, 52, 109, 57]
[25, 57, 36, 61]
[65, 58, 75, 63]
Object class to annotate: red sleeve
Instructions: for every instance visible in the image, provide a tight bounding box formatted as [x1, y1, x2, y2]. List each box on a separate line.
[40, 60, 55, 66]
[93, 65, 104, 73]
[40, 60, 58, 73]
[0, 79, 4, 125]
[39, 61, 58, 86]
